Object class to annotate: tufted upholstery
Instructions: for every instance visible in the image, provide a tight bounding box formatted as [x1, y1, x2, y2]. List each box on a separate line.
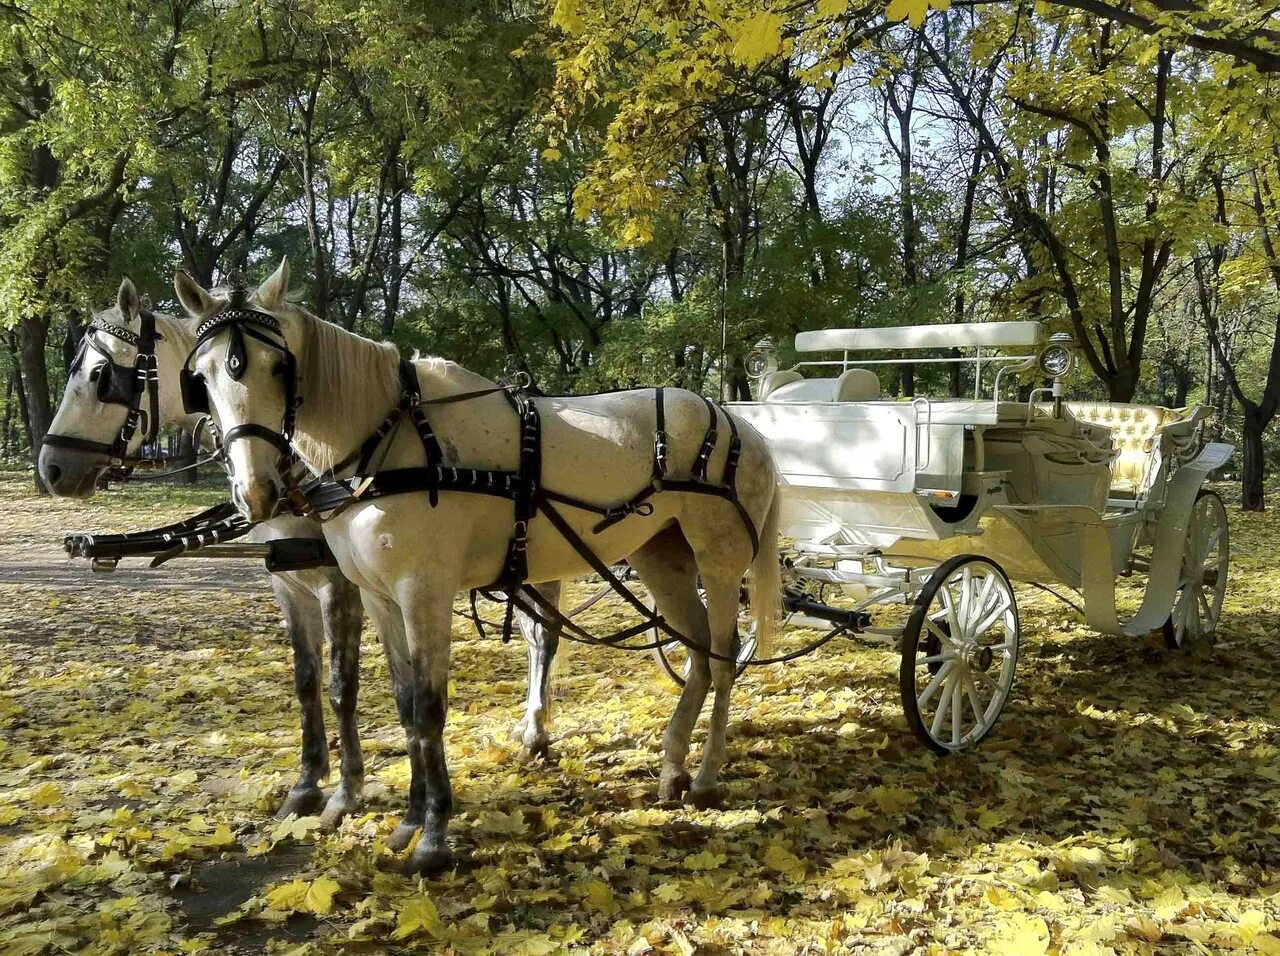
[762, 368, 881, 403]
[1064, 402, 1204, 499]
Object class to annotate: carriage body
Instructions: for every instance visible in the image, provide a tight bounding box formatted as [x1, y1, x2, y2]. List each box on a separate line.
[728, 320, 1233, 753]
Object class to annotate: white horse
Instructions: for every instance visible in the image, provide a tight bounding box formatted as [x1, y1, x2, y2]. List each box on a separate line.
[37, 277, 560, 830]
[175, 260, 781, 875]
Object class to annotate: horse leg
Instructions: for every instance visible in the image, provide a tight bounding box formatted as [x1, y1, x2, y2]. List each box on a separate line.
[627, 528, 710, 803]
[320, 576, 365, 828]
[362, 590, 423, 854]
[510, 581, 561, 762]
[273, 576, 329, 818]
[401, 587, 457, 876]
[688, 571, 740, 809]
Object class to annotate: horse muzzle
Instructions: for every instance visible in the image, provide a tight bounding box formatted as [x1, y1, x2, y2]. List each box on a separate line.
[38, 443, 105, 498]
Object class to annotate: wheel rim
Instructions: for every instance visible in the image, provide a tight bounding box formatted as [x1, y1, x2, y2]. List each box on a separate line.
[906, 560, 1019, 751]
[1169, 493, 1229, 647]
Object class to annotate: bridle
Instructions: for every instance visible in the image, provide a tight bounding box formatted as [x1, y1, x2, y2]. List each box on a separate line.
[43, 311, 161, 476]
[180, 295, 300, 465]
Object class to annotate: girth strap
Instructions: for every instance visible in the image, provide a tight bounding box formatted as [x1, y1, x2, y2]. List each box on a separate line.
[652, 387, 668, 484]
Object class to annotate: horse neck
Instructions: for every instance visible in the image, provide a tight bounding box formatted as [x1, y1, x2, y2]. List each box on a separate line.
[152, 313, 199, 430]
[414, 357, 500, 399]
[292, 313, 402, 474]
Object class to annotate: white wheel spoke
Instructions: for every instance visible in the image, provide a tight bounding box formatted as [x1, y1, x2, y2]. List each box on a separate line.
[972, 595, 1011, 639]
[925, 617, 956, 648]
[951, 679, 963, 746]
[940, 586, 961, 642]
[930, 668, 956, 739]
[917, 660, 953, 709]
[919, 653, 953, 665]
[964, 672, 986, 726]
[975, 668, 1001, 691]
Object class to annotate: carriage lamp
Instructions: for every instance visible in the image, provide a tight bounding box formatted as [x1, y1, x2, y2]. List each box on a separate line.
[745, 340, 776, 380]
[1038, 333, 1075, 379]
[1038, 333, 1075, 418]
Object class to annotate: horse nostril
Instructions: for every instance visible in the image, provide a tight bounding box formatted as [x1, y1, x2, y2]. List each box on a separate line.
[45, 463, 62, 485]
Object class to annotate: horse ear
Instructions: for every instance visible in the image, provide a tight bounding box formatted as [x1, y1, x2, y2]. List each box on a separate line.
[174, 271, 215, 318]
[116, 276, 141, 324]
[255, 258, 290, 310]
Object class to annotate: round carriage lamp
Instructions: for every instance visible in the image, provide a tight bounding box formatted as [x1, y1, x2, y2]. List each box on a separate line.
[745, 340, 776, 379]
[1037, 333, 1075, 379]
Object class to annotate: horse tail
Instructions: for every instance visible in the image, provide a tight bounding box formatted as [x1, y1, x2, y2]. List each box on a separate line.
[747, 483, 781, 659]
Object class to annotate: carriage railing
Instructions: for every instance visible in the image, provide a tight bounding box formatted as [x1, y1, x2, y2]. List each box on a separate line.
[792, 350, 1040, 402]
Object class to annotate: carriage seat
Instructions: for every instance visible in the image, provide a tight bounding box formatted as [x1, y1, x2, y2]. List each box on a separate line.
[761, 368, 880, 403]
[1064, 402, 1207, 499]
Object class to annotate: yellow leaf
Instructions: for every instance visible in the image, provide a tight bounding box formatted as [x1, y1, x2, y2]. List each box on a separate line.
[728, 11, 784, 69]
[304, 877, 340, 916]
[541, 147, 562, 162]
[884, 0, 947, 28]
[394, 896, 444, 940]
[582, 879, 617, 915]
[29, 783, 62, 808]
[990, 914, 1050, 956]
[551, 0, 583, 35]
[265, 880, 310, 913]
[763, 842, 807, 882]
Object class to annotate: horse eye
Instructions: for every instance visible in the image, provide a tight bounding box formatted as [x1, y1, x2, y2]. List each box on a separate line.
[272, 361, 287, 378]
[87, 366, 101, 383]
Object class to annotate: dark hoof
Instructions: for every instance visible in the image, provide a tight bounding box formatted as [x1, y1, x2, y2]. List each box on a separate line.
[658, 771, 691, 804]
[688, 785, 725, 809]
[385, 821, 421, 853]
[403, 845, 456, 877]
[277, 785, 325, 819]
[320, 787, 360, 829]
[519, 738, 553, 764]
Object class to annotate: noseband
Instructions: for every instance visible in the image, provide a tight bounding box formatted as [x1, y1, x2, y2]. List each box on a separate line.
[181, 301, 299, 462]
[43, 311, 161, 474]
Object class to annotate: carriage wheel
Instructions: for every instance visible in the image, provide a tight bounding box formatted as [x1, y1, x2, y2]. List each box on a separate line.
[1163, 490, 1229, 649]
[900, 555, 1020, 755]
[652, 583, 757, 688]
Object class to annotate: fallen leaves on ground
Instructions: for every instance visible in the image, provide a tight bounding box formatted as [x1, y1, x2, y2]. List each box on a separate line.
[0, 476, 1277, 953]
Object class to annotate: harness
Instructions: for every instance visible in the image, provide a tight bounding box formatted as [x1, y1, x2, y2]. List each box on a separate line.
[297, 366, 760, 649]
[43, 312, 162, 474]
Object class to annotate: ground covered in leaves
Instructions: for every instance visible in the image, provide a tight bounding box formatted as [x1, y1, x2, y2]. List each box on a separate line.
[0, 474, 1278, 954]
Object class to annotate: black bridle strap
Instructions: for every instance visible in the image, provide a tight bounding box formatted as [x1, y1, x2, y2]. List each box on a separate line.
[221, 422, 293, 457]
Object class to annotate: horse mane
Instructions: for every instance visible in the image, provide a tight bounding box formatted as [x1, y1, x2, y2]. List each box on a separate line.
[291, 308, 401, 473]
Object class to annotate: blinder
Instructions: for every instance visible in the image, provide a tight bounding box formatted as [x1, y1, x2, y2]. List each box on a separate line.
[180, 369, 210, 415]
[95, 359, 143, 406]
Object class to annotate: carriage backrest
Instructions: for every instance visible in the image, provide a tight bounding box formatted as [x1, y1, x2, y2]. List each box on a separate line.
[1065, 402, 1207, 499]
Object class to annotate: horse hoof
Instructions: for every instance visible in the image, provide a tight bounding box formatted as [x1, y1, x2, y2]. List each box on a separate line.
[403, 845, 456, 877]
[688, 785, 725, 810]
[658, 771, 691, 803]
[519, 737, 552, 764]
[277, 785, 325, 819]
[385, 822, 421, 853]
[320, 789, 360, 830]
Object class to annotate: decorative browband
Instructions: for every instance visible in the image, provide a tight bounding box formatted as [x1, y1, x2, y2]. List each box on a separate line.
[87, 319, 140, 346]
[195, 309, 283, 343]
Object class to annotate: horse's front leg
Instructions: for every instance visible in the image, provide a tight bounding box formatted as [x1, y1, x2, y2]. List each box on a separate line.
[320, 575, 365, 828]
[402, 588, 457, 876]
[510, 581, 561, 762]
[361, 591, 424, 854]
[272, 576, 329, 818]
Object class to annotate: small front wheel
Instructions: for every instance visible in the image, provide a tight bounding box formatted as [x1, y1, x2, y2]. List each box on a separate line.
[900, 555, 1020, 755]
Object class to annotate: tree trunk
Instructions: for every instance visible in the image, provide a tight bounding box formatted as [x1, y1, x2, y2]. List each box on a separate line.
[1242, 404, 1268, 511]
[18, 317, 52, 493]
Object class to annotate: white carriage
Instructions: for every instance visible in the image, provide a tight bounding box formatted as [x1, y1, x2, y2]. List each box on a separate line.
[727, 320, 1233, 754]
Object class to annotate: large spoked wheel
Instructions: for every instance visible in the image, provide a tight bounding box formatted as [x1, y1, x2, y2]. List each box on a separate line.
[900, 555, 1020, 755]
[652, 584, 757, 688]
[1163, 490, 1229, 649]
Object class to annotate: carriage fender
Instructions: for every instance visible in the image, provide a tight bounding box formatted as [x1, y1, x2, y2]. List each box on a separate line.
[1107, 441, 1233, 637]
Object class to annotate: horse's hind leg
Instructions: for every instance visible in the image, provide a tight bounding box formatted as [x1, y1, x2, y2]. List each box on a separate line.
[688, 571, 741, 809]
[627, 527, 710, 803]
[273, 576, 329, 818]
[511, 581, 561, 762]
[361, 590, 424, 854]
[320, 575, 365, 828]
